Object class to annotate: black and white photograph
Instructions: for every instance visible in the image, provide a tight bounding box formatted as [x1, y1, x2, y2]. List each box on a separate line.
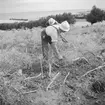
[0, 0, 105, 105]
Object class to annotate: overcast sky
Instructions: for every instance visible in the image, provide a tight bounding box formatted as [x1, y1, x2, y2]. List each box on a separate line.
[0, 0, 104, 13]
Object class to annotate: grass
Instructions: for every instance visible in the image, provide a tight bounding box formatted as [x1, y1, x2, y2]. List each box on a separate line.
[0, 20, 105, 105]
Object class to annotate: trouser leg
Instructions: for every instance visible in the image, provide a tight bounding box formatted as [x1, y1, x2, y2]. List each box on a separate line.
[41, 32, 49, 61]
[41, 32, 51, 77]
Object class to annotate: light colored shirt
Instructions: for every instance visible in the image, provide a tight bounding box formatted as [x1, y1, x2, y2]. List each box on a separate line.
[45, 25, 60, 42]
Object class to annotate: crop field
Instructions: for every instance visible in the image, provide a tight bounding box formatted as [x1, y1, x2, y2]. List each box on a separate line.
[0, 21, 105, 105]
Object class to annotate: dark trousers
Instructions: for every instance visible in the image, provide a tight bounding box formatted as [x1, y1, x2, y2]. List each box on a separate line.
[41, 30, 52, 61]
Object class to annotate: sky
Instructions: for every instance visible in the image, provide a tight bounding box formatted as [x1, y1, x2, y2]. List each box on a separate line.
[0, 0, 105, 13]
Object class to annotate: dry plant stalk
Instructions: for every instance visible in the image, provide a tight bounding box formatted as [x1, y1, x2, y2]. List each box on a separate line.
[22, 90, 37, 94]
[79, 65, 104, 80]
[63, 72, 70, 84]
[72, 57, 89, 64]
[48, 62, 52, 77]
[46, 72, 60, 91]
[24, 73, 41, 80]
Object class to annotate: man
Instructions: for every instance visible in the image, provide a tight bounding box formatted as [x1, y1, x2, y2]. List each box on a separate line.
[41, 21, 70, 77]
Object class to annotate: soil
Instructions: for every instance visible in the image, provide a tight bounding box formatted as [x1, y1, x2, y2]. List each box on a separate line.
[20, 55, 105, 105]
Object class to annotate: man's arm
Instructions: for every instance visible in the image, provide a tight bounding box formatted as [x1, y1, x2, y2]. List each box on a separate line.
[50, 42, 63, 60]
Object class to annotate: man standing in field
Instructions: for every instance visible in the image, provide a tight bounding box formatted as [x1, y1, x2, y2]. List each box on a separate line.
[41, 20, 70, 77]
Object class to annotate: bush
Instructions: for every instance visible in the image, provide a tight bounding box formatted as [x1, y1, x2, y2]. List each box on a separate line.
[0, 12, 76, 30]
[91, 80, 105, 93]
[86, 6, 105, 24]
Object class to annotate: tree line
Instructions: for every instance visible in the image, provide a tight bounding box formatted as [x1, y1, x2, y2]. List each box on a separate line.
[0, 6, 105, 30]
[0, 13, 76, 30]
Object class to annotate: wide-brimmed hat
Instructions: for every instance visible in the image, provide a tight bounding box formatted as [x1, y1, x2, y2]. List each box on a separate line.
[59, 21, 70, 32]
[48, 18, 57, 25]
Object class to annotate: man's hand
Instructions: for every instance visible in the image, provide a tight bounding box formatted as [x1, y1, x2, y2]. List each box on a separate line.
[62, 38, 68, 43]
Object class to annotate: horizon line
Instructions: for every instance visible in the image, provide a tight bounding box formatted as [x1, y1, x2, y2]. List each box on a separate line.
[0, 7, 105, 14]
[0, 8, 91, 14]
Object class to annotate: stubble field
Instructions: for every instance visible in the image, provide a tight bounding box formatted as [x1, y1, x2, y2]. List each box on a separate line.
[0, 21, 105, 105]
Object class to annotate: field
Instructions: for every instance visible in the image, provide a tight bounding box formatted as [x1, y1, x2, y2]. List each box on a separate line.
[0, 21, 105, 105]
